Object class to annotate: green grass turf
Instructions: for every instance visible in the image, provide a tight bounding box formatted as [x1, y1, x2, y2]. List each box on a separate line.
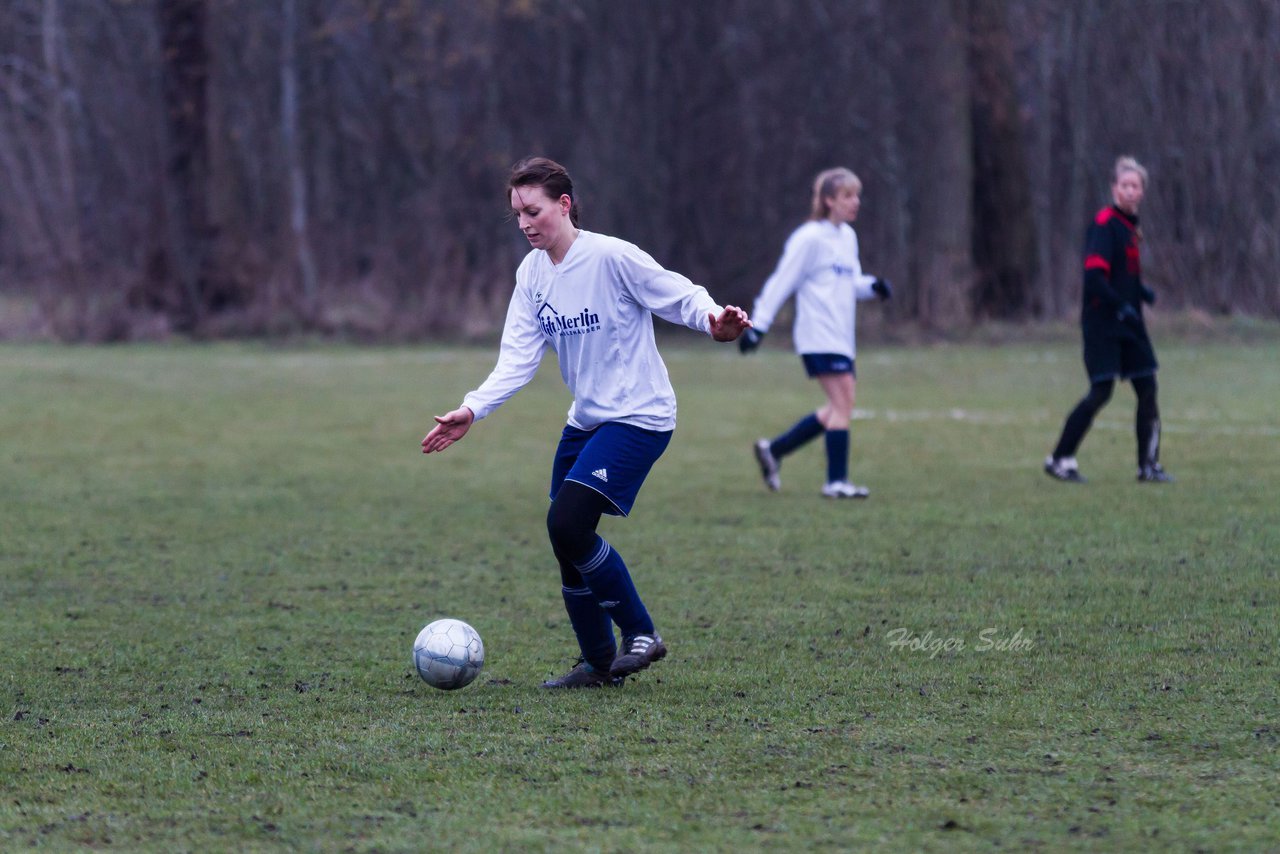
[1, 336, 1278, 851]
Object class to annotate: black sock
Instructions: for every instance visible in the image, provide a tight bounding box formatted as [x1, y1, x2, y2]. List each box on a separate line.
[1133, 375, 1160, 466]
[1053, 379, 1114, 459]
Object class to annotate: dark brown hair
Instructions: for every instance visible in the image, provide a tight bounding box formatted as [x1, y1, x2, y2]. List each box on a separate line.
[507, 156, 579, 226]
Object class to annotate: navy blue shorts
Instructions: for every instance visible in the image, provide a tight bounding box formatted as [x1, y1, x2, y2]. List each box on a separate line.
[550, 422, 673, 517]
[801, 353, 855, 378]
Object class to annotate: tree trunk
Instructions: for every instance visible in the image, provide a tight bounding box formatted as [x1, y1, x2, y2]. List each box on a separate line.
[888, 0, 975, 328]
[41, 0, 83, 289]
[966, 0, 1038, 319]
[281, 0, 318, 315]
[156, 0, 211, 329]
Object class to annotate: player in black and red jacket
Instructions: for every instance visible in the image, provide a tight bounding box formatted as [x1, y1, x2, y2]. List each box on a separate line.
[1045, 156, 1172, 484]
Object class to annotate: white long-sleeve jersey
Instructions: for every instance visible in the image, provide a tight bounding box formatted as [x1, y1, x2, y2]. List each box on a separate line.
[461, 230, 721, 432]
[750, 220, 878, 359]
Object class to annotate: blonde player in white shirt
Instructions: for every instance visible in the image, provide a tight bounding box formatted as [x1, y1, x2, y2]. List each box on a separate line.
[738, 167, 891, 498]
[423, 157, 751, 689]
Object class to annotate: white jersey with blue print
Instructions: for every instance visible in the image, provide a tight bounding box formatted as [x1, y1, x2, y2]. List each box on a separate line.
[460, 230, 722, 432]
[750, 219, 878, 359]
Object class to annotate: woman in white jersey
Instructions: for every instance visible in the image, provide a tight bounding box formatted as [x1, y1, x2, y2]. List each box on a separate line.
[738, 167, 891, 498]
[423, 157, 751, 689]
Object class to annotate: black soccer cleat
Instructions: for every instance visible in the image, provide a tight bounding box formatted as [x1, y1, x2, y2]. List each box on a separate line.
[1137, 463, 1174, 483]
[610, 634, 667, 678]
[541, 660, 624, 689]
[1044, 455, 1086, 483]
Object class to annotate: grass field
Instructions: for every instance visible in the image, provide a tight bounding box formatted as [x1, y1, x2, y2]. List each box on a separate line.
[2, 334, 1278, 851]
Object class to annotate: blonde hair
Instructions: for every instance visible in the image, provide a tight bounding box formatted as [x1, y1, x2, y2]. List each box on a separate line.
[809, 167, 862, 220]
[1112, 155, 1148, 188]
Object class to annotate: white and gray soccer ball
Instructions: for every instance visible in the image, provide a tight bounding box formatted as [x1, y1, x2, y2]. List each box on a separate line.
[413, 618, 484, 690]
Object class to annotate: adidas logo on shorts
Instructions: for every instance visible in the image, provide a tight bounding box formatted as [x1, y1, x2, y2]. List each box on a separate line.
[592, 468, 608, 482]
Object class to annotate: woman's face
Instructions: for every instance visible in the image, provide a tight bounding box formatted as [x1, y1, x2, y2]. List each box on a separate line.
[827, 185, 861, 223]
[1111, 170, 1145, 215]
[511, 185, 572, 252]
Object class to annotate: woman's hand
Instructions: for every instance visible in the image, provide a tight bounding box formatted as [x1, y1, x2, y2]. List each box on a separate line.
[421, 406, 475, 454]
[709, 305, 752, 342]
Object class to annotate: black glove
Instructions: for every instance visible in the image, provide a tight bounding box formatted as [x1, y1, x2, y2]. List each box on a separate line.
[1140, 283, 1156, 305]
[1117, 302, 1142, 329]
[871, 278, 893, 300]
[738, 327, 765, 354]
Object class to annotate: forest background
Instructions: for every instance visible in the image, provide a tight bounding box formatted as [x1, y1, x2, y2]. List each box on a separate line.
[2, 0, 1277, 341]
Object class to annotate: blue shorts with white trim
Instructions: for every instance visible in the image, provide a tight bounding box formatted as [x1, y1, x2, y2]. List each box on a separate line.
[550, 422, 672, 517]
[801, 352, 855, 378]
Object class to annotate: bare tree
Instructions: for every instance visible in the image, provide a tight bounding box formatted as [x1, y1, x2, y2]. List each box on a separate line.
[4, 0, 1280, 340]
[966, 0, 1037, 320]
[40, 0, 82, 290]
[154, 0, 213, 329]
[281, 0, 317, 316]
[883, 0, 974, 328]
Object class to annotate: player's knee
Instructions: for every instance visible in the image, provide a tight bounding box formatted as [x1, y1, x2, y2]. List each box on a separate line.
[545, 502, 571, 548]
[546, 500, 593, 560]
[557, 560, 584, 588]
[1133, 375, 1158, 404]
[1086, 380, 1114, 410]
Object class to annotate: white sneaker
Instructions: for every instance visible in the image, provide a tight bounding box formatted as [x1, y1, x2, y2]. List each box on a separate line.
[1043, 455, 1086, 483]
[753, 439, 782, 492]
[821, 480, 869, 499]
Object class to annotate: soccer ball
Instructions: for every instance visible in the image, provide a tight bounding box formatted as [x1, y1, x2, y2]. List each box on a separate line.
[413, 618, 484, 690]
